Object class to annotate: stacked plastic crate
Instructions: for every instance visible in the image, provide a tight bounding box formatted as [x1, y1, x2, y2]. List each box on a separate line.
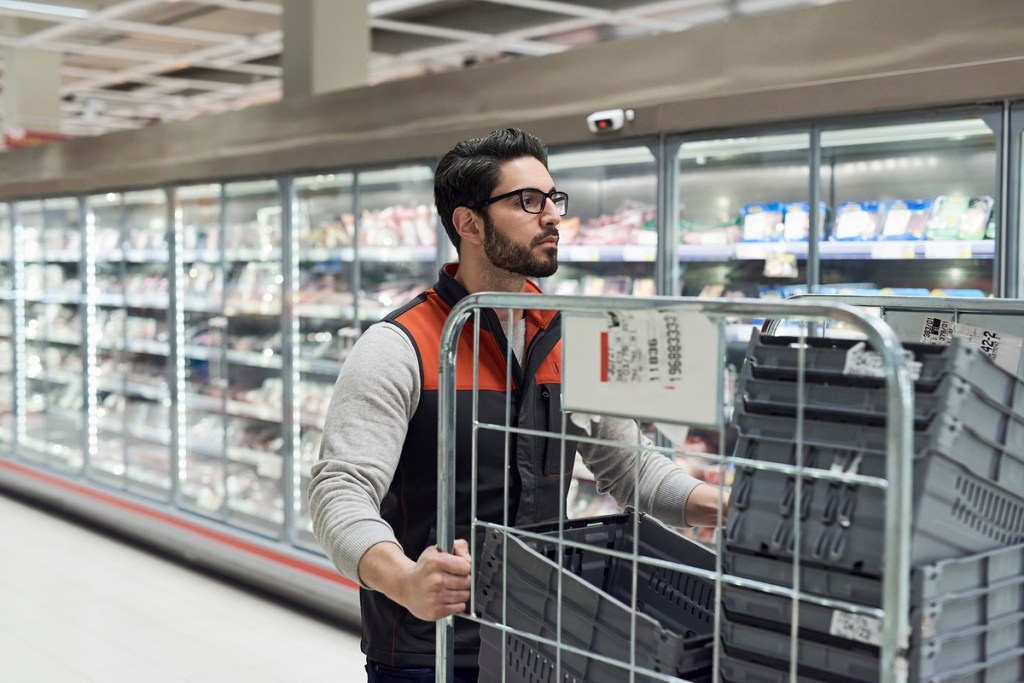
[722, 331, 1024, 682]
[474, 509, 718, 683]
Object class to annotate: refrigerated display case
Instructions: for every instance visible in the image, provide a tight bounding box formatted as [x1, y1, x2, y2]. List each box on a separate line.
[355, 164, 441, 321]
[19, 197, 86, 472]
[544, 144, 659, 296]
[290, 172, 357, 549]
[673, 111, 1000, 301]
[176, 179, 288, 538]
[287, 163, 441, 548]
[87, 190, 172, 499]
[676, 131, 811, 299]
[0, 203, 13, 452]
[818, 114, 997, 295]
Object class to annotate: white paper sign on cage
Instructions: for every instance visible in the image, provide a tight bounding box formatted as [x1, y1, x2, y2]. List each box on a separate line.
[562, 308, 723, 427]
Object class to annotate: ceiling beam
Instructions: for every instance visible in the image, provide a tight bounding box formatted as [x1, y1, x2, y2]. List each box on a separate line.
[371, 18, 566, 57]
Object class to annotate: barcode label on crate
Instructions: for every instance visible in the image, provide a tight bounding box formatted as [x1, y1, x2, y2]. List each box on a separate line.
[843, 342, 922, 380]
[920, 316, 1023, 373]
[829, 610, 883, 646]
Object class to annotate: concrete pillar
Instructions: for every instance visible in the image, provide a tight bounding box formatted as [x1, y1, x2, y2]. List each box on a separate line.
[2, 47, 62, 134]
[282, 0, 369, 98]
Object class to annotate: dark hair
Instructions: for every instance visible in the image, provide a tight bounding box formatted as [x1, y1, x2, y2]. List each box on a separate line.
[434, 128, 549, 252]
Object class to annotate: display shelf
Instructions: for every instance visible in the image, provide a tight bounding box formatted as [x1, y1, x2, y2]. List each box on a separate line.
[225, 399, 281, 424]
[225, 350, 284, 370]
[223, 248, 282, 262]
[676, 239, 995, 262]
[560, 244, 658, 262]
[296, 358, 341, 376]
[298, 247, 355, 262]
[358, 245, 436, 262]
[24, 292, 81, 305]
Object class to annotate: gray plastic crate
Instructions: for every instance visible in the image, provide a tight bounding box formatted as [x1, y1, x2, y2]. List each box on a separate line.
[745, 333, 1008, 396]
[722, 541, 1024, 610]
[478, 626, 712, 683]
[725, 447, 1024, 573]
[474, 509, 716, 683]
[722, 575, 1024, 648]
[720, 610, 1024, 683]
[733, 394, 1024, 495]
[720, 647, 1024, 683]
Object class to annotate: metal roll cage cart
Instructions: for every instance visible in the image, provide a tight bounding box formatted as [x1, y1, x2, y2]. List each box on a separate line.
[434, 293, 917, 683]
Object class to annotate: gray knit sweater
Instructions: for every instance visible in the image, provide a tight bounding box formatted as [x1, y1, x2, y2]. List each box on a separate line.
[308, 319, 703, 586]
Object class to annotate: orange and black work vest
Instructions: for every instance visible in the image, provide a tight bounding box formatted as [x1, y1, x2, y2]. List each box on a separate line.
[361, 264, 583, 668]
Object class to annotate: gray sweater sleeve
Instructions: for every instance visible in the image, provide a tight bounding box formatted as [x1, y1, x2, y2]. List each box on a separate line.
[580, 417, 704, 528]
[307, 322, 420, 586]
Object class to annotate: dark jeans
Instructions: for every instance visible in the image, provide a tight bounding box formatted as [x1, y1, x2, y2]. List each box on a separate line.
[365, 659, 479, 683]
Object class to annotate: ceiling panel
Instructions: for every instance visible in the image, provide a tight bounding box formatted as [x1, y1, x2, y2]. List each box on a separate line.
[0, 0, 850, 141]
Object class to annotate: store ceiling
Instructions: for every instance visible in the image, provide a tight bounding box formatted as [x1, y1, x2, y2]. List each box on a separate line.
[0, 0, 847, 139]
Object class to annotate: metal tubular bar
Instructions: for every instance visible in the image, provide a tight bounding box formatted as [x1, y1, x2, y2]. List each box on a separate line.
[807, 125, 822, 292]
[436, 293, 915, 683]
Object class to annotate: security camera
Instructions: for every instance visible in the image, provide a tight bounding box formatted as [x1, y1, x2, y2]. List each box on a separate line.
[586, 108, 635, 134]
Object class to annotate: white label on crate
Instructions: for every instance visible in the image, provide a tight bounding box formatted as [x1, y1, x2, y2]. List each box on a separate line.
[829, 610, 884, 647]
[562, 309, 722, 426]
[920, 317, 1024, 374]
[843, 342, 922, 381]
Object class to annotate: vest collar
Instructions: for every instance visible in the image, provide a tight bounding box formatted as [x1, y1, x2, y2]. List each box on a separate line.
[434, 263, 557, 330]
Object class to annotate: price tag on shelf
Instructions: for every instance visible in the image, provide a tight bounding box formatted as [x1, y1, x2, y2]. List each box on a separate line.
[622, 245, 656, 262]
[565, 246, 600, 262]
[923, 241, 973, 260]
[869, 242, 916, 260]
[562, 308, 722, 426]
[734, 243, 768, 260]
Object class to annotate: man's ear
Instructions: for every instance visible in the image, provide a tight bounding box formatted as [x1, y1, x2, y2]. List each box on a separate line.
[453, 206, 484, 246]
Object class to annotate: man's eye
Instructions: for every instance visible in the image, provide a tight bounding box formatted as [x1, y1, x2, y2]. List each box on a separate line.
[522, 194, 541, 209]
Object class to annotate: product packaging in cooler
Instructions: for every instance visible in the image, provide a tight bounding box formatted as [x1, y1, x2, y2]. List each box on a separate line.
[831, 201, 882, 241]
[474, 509, 716, 683]
[879, 198, 933, 241]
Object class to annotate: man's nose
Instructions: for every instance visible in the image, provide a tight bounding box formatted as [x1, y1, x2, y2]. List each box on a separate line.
[541, 198, 562, 225]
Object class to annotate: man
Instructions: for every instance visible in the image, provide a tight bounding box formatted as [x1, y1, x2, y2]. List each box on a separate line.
[308, 128, 727, 682]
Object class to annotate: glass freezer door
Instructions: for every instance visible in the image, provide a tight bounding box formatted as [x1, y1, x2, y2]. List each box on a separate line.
[19, 198, 86, 472]
[291, 172, 357, 549]
[0, 204, 12, 452]
[818, 114, 997, 296]
[176, 184, 229, 522]
[545, 145, 658, 296]
[87, 190, 172, 499]
[676, 131, 811, 299]
[222, 179, 286, 537]
[355, 164, 439, 323]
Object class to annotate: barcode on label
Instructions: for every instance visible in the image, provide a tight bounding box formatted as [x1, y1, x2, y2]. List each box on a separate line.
[829, 610, 883, 646]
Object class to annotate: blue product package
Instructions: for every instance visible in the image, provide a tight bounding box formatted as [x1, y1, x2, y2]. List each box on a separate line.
[741, 202, 784, 242]
[879, 198, 933, 240]
[831, 201, 882, 241]
[781, 201, 829, 242]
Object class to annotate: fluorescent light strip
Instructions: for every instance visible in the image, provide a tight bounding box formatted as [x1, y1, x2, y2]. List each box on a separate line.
[0, 1, 90, 19]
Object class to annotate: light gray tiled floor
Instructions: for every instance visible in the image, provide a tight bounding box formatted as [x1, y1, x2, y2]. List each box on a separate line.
[0, 493, 365, 682]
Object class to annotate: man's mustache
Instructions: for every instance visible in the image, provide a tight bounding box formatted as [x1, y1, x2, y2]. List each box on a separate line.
[531, 229, 559, 246]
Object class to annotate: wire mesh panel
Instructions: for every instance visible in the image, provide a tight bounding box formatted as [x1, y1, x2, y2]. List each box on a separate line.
[434, 294, 927, 683]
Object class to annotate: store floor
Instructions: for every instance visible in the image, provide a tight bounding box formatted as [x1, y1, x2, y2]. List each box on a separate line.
[0, 493, 365, 682]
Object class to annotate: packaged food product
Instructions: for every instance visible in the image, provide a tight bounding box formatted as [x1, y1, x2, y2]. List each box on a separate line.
[740, 203, 784, 242]
[831, 201, 881, 241]
[879, 198, 933, 240]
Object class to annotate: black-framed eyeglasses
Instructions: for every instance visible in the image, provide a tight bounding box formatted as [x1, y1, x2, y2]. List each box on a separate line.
[473, 188, 569, 216]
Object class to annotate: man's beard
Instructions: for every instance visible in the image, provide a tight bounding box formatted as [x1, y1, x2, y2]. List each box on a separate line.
[482, 213, 558, 278]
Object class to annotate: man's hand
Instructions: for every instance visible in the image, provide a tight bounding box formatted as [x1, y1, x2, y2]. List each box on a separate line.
[359, 539, 473, 622]
[684, 482, 730, 527]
